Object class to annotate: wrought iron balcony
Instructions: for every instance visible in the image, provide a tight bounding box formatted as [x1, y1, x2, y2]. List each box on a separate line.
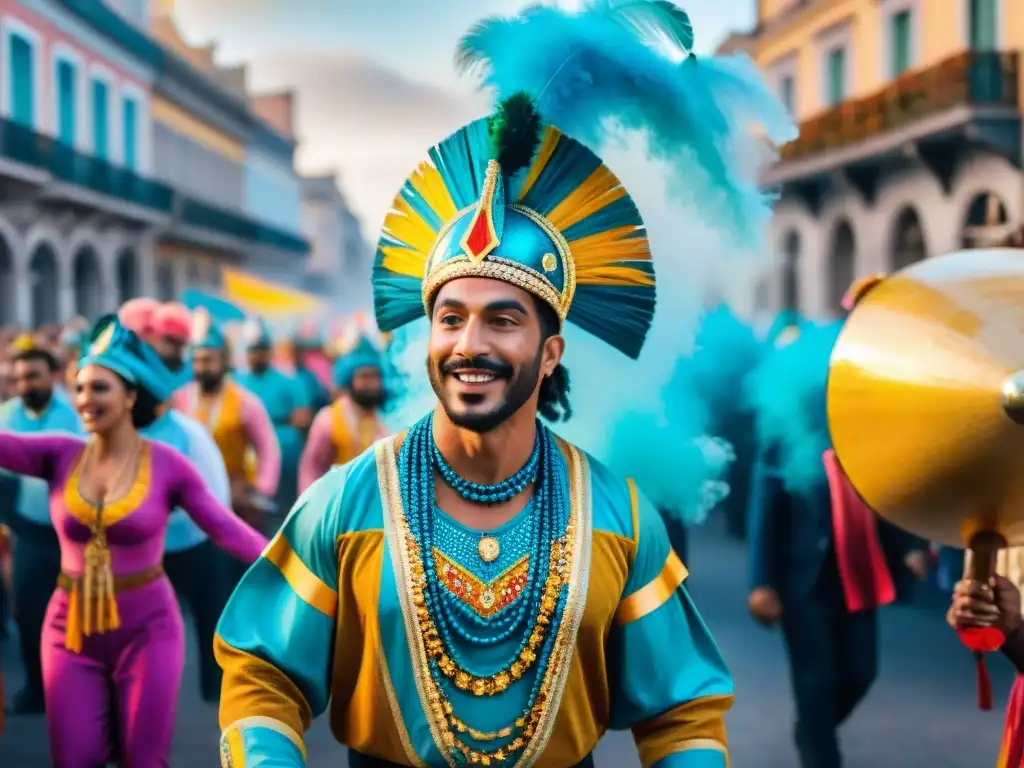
[779, 50, 1019, 163]
[180, 197, 309, 254]
[50, 143, 175, 212]
[0, 119, 174, 212]
[0, 119, 308, 255]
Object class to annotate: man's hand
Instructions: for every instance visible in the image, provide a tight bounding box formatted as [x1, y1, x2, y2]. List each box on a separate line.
[904, 549, 928, 581]
[748, 586, 783, 627]
[948, 576, 1022, 636]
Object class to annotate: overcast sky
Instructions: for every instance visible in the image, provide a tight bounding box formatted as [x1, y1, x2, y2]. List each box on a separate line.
[172, 0, 756, 237]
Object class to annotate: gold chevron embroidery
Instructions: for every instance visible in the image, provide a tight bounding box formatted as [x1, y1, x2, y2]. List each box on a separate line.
[433, 549, 530, 619]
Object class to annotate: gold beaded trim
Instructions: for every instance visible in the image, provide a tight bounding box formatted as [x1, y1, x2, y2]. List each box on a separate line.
[519, 441, 592, 765]
[422, 256, 563, 321]
[377, 437, 591, 767]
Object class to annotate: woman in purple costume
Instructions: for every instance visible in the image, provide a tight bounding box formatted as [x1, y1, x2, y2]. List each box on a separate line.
[0, 315, 268, 768]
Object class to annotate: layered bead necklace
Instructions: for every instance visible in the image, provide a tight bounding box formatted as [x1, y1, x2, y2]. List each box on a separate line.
[398, 414, 572, 764]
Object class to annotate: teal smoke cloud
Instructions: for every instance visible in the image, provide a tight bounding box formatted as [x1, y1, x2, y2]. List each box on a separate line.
[744, 319, 844, 493]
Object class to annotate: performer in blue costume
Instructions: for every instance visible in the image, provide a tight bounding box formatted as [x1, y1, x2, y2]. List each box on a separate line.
[236, 317, 311, 527]
[291, 327, 331, 416]
[216, 2, 792, 766]
[0, 336, 81, 715]
[745, 283, 926, 768]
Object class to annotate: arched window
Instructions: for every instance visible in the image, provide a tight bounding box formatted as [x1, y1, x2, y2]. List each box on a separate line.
[780, 229, 800, 311]
[891, 206, 927, 270]
[73, 247, 104, 320]
[961, 192, 1009, 248]
[827, 219, 856, 313]
[29, 245, 59, 326]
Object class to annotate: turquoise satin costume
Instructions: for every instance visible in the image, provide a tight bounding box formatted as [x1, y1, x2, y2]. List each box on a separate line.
[236, 318, 310, 514]
[216, 2, 794, 766]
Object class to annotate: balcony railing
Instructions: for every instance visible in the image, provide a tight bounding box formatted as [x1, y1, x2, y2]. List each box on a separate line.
[180, 198, 309, 254]
[780, 51, 1020, 162]
[0, 119, 174, 212]
[50, 144, 174, 212]
[0, 120, 309, 254]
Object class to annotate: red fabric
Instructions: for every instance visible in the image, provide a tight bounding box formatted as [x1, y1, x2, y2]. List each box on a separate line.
[151, 302, 192, 342]
[976, 652, 995, 711]
[998, 675, 1024, 766]
[822, 449, 896, 613]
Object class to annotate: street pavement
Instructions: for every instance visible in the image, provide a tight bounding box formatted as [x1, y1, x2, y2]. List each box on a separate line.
[1, 518, 1011, 766]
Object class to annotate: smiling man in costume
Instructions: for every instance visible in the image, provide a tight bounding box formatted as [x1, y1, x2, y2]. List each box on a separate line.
[214, 2, 793, 766]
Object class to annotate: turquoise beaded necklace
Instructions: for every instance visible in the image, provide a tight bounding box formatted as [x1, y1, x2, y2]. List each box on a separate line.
[398, 414, 569, 751]
[430, 427, 540, 504]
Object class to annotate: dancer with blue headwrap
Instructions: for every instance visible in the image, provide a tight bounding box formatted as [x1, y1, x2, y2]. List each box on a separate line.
[298, 330, 390, 493]
[215, 2, 790, 766]
[746, 275, 927, 768]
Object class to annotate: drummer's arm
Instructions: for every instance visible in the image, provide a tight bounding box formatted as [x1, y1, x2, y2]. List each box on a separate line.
[1003, 628, 1024, 674]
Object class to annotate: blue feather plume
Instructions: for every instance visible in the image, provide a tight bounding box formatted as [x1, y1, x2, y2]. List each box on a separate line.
[744, 319, 843, 493]
[456, 1, 797, 249]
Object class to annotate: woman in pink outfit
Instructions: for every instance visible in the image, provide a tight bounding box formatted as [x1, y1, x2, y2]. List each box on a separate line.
[0, 314, 268, 768]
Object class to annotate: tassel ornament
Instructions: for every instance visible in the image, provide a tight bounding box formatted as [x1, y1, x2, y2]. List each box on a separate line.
[66, 530, 120, 653]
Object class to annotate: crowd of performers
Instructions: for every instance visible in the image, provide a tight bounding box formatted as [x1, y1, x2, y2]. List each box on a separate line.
[0, 301, 391, 763]
[0, 2, 1023, 768]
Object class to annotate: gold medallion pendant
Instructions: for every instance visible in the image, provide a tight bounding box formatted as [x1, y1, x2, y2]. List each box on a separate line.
[477, 535, 500, 563]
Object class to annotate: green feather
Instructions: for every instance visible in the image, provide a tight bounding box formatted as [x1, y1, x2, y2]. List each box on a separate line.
[487, 93, 542, 177]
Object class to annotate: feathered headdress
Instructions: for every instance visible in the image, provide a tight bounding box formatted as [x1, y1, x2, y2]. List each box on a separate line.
[372, 0, 793, 360]
[190, 308, 228, 351]
[79, 315, 177, 403]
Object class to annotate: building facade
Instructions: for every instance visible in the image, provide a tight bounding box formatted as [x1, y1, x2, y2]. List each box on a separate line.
[0, 0, 165, 327]
[723, 0, 1022, 320]
[148, 2, 308, 304]
[299, 172, 372, 313]
[0, 0, 310, 328]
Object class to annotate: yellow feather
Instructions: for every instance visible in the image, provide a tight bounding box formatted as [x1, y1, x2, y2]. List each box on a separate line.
[383, 198, 438, 255]
[569, 226, 651, 271]
[408, 162, 458, 223]
[576, 265, 655, 286]
[516, 129, 560, 201]
[546, 168, 628, 233]
[380, 244, 428, 279]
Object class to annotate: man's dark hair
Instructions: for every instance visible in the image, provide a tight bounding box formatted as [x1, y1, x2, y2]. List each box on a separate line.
[533, 297, 572, 423]
[11, 347, 60, 372]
